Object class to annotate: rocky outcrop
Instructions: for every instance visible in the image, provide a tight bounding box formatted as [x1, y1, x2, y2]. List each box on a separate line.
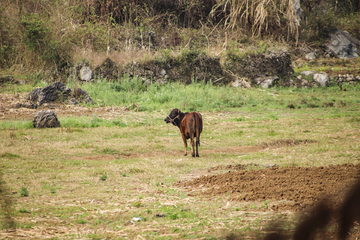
[27, 82, 93, 106]
[37, 82, 71, 105]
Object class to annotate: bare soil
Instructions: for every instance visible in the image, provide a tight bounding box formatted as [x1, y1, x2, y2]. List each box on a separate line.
[176, 164, 360, 239]
[0, 93, 127, 120]
[176, 164, 360, 212]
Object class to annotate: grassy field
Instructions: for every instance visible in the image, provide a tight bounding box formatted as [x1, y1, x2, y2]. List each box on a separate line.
[0, 82, 360, 239]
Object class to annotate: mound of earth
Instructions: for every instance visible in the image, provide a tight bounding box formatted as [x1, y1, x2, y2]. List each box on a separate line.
[226, 52, 294, 85]
[176, 163, 360, 211]
[122, 52, 227, 85]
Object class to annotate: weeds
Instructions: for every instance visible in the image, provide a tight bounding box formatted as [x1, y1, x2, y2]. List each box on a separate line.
[0, 152, 21, 159]
[20, 187, 29, 197]
[100, 173, 107, 181]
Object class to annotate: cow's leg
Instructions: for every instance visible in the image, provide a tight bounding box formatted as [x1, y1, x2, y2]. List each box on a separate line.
[195, 136, 200, 157]
[190, 135, 195, 157]
[182, 134, 187, 156]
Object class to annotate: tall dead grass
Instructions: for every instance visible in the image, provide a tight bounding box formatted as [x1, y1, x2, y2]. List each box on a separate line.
[211, 0, 299, 41]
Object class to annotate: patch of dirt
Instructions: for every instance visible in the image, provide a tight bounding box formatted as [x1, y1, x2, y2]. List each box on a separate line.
[209, 163, 255, 171]
[259, 139, 317, 148]
[175, 164, 360, 212]
[74, 141, 306, 162]
[0, 93, 128, 121]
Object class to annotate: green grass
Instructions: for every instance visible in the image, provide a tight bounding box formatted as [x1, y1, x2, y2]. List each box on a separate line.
[71, 77, 358, 113]
[0, 81, 360, 239]
[0, 121, 34, 130]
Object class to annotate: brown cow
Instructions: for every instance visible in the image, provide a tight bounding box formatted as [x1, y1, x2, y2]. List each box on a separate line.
[164, 108, 203, 157]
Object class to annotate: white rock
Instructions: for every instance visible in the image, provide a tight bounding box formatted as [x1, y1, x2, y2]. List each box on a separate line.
[313, 73, 330, 87]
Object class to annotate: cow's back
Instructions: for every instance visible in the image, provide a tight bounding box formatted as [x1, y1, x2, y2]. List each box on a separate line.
[181, 112, 202, 138]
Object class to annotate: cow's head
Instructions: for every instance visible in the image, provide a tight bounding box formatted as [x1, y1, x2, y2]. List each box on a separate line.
[164, 108, 181, 126]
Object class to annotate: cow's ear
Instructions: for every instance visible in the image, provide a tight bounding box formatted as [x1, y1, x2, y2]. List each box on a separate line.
[177, 109, 180, 114]
[170, 108, 173, 111]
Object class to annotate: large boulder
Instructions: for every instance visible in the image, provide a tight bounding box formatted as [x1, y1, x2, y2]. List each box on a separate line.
[33, 110, 61, 128]
[325, 29, 359, 59]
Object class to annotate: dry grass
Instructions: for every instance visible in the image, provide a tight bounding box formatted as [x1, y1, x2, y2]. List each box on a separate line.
[211, 0, 299, 40]
[0, 108, 359, 238]
[72, 47, 165, 68]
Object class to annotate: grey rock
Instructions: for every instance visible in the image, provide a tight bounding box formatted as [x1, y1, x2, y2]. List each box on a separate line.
[231, 78, 251, 88]
[37, 82, 71, 105]
[159, 69, 166, 77]
[27, 82, 93, 106]
[79, 66, 93, 81]
[301, 70, 316, 76]
[156, 79, 166, 85]
[254, 76, 279, 89]
[68, 98, 78, 105]
[28, 88, 42, 102]
[71, 88, 93, 104]
[33, 110, 61, 128]
[305, 52, 316, 60]
[313, 73, 330, 87]
[325, 29, 359, 59]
